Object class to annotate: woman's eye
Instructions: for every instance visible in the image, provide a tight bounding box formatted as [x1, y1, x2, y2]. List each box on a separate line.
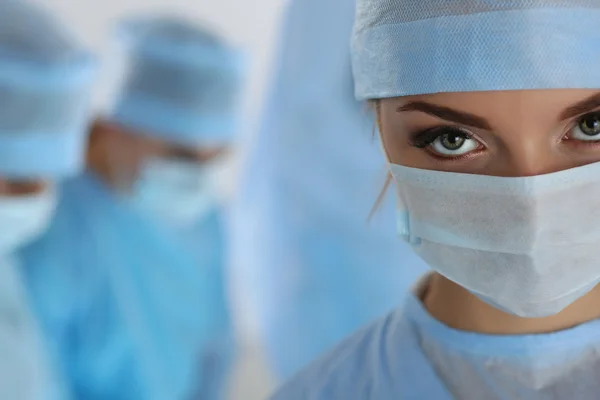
[409, 126, 482, 158]
[571, 113, 600, 141]
[429, 131, 480, 157]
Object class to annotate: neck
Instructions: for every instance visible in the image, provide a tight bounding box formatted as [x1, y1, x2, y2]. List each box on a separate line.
[423, 273, 600, 334]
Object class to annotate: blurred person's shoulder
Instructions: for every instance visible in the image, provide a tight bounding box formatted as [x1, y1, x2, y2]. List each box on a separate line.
[18, 173, 114, 320]
[21, 173, 115, 284]
[269, 307, 407, 400]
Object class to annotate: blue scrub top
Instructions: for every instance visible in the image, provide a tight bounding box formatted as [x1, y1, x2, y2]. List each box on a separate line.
[271, 283, 600, 399]
[20, 173, 233, 400]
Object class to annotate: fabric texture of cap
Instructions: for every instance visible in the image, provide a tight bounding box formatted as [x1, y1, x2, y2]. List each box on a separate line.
[109, 15, 246, 147]
[0, 0, 97, 179]
[351, 0, 600, 100]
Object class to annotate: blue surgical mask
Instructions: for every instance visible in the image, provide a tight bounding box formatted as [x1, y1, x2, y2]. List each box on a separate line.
[0, 187, 57, 255]
[129, 157, 218, 228]
[389, 161, 600, 318]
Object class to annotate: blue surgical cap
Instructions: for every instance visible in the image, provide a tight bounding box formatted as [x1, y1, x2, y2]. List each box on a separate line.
[0, 0, 96, 179]
[351, 0, 600, 100]
[109, 15, 246, 147]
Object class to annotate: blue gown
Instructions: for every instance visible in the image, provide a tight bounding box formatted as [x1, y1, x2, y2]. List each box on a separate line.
[271, 281, 600, 399]
[20, 173, 232, 400]
[0, 254, 70, 400]
[232, 0, 428, 380]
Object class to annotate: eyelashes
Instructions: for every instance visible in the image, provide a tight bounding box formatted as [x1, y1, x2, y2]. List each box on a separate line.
[406, 112, 600, 162]
[408, 126, 474, 148]
[407, 125, 483, 159]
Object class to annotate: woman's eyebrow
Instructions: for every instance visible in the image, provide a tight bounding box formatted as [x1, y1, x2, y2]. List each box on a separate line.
[396, 101, 491, 130]
[560, 92, 600, 120]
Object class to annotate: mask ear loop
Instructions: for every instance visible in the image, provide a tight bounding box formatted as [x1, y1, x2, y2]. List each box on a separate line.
[375, 112, 415, 244]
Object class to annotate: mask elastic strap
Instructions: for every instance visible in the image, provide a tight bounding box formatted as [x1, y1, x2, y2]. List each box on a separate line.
[378, 129, 413, 244]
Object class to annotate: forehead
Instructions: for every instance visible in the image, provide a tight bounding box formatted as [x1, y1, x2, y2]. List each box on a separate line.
[385, 89, 600, 120]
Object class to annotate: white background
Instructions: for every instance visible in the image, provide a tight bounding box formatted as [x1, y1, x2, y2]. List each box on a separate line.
[33, 0, 285, 398]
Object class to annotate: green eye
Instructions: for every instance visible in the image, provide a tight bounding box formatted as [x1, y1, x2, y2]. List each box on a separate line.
[431, 132, 478, 156]
[439, 133, 467, 151]
[573, 113, 600, 140]
[410, 126, 482, 158]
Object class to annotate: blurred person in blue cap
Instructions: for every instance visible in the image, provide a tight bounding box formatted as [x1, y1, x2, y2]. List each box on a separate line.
[22, 14, 244, 400]
[0, 0, 96, 398]
[270, 1, 600, 399]
[231, 0, 427, 381]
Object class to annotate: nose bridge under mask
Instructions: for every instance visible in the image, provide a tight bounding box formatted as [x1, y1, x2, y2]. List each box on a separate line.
[400, 183, 539, 253]
[393, 163, 600, 251]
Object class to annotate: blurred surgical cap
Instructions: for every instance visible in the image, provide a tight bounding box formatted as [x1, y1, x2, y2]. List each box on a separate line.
[109, 15, 246, 147]
[0, 0, 97, 179]
[352, 0, 600, 99]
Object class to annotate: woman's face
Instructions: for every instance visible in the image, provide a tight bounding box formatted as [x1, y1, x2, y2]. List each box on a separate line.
[379, 89, 600, 177]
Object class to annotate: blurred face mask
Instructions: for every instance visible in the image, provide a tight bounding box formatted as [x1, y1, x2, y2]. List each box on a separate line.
[0, 187, 57, 255]
[129, 157, 220, 228]
[390, 161, 600, 318]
